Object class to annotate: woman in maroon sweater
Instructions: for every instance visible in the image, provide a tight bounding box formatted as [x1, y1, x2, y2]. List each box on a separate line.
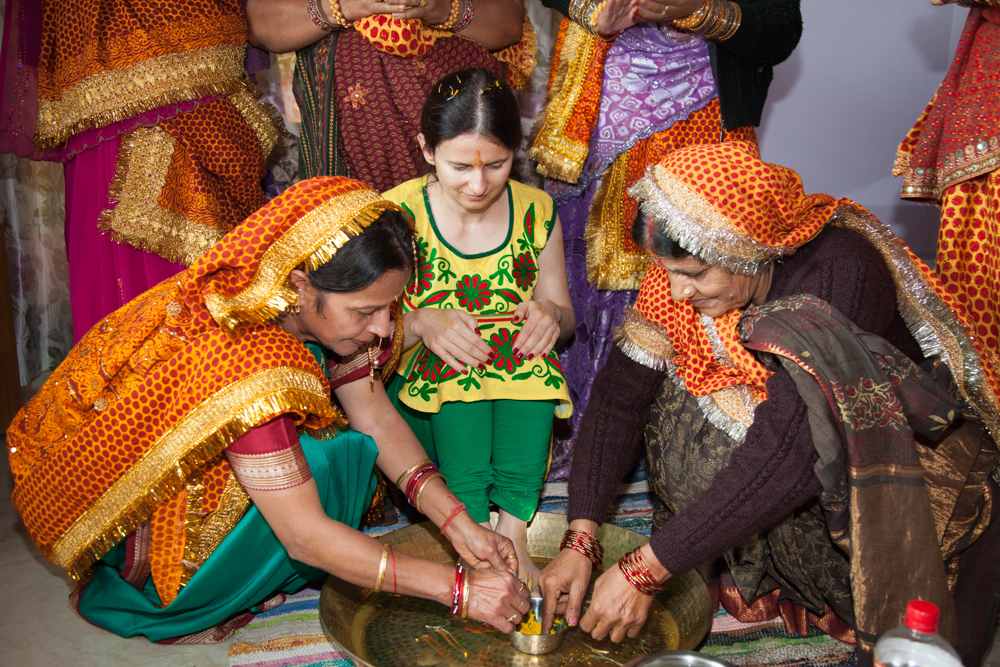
[538, 142, 1000, 664]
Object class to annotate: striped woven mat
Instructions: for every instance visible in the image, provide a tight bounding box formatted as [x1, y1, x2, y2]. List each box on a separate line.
[229, 472, 855, 667]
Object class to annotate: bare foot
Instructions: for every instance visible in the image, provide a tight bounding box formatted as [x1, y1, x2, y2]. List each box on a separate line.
[495, 510, 541, 595]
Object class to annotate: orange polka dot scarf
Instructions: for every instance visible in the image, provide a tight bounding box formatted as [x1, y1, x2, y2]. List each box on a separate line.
[7, 177, 401, 602]
[354, 13, 537, 89]
[626, 142, 1000, 442]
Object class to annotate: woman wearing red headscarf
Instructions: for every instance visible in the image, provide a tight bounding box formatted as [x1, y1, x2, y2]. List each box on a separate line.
[538, 142, 1000, 665]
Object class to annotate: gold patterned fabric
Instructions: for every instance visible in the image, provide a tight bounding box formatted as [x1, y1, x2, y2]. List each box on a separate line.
[7, 177, 399, 605]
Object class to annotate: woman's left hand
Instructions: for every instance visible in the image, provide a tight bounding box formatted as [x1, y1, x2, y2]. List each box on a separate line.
[448, 517, 520, 573]
[578, 564, 656, 642]
[634, 0, 704, 23]
[510, 300, 562, 360]
[391, 0, 452, 24]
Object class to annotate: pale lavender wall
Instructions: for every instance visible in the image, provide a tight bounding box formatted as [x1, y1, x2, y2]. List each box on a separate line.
[756, 0, 970, 262]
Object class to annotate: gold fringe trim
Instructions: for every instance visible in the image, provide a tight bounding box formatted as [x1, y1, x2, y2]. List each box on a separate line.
[51, 367, 343, 582]
[585, 152, 651, 290]
[205, 193, 401, 332]
[35, 45, 248, 147]
[630, 165, 793, 275]
[832, 206, 1000, 444]
[179, 472, 206, 589]
[526, 20, 597, 184]
[98, 125, 225, 267]
[382, 314, 405, 381]
[190, 476, 251, 571]
[228, 83, 285, 159]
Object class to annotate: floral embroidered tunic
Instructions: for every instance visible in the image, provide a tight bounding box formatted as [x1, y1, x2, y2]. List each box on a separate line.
[384, 176, 572, 417]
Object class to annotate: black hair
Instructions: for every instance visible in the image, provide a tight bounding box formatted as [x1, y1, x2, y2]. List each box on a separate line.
[308, 208, 414, 298]
[632, 209, 691, 260]
[421, 67, 523, 157]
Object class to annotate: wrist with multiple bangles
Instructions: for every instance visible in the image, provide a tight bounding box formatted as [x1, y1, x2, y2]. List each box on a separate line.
[671, 0, 741, 41]
[397, 459, 445, 514]
[560, 528, 604, 568]
[450, 564, 471, 618]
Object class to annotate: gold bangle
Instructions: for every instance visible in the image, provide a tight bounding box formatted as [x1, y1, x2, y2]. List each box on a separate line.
[374, 543, 390, 593]
[436, 0, 462, 29]
[396, 459, 431, 489]
[714, 1, 741, 41]
[461, 568, 470, 618]
[413, 471, 445, 514]
[671, 0, 708, 30]
[326, 0, 352, 28]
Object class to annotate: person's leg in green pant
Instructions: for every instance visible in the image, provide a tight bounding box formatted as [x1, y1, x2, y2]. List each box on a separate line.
[429, 401, 495, 523]
[489, 399, 556, 592]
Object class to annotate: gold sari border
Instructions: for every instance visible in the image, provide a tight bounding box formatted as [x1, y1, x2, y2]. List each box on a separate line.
[191, 476, 251, 571]
[613, 306, 675, 371]
[527, 20, 596, 184]
[898, 134, 1000, 200]
[51, 366, 342, 582]
[585, 152, 651, 290]
[631, 165, 794, 276]
[227, 445, 313, 491]
[205, 192, 401, 332]
[98, 125, 224, 267]
[228, 85, 285, 159]
[832, 205, 1000, 444]
[36, 45, 247, 147]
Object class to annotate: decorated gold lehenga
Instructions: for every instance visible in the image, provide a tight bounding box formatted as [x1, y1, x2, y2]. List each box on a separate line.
[7, 177, 403, 642]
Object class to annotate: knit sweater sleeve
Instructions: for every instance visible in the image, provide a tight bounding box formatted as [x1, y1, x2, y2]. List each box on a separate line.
[649, 234, 901, 574]
[720, 0, 802, 67]
[567, 345, 667, 524]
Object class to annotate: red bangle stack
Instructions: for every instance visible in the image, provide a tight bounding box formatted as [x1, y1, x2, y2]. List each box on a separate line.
[450, 565, 470, 618]
[452, 0, 475, 32]
[560, 529, 604, 568]
[617, 548, 667, 595]
[399, 461, 444, 514]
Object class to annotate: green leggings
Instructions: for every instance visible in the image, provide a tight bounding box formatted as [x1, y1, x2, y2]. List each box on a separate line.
[388, 375, 554, 523]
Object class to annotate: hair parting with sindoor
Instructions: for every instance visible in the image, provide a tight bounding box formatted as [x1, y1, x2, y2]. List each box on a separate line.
[421, 67, 523, 179]
[307, 208, 414, 305]
[632, 209, 692, 260]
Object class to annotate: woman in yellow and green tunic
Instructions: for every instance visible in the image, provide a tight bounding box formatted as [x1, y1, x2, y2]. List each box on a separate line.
[385, 69, 574, 591]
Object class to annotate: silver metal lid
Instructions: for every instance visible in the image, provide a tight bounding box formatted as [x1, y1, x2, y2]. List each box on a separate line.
[624, 650, 735, 667]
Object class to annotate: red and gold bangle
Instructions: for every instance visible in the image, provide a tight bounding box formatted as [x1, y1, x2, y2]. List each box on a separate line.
[672, 0, 708, 30]
[396, 459, 431, 490]
[560, 529, 604, 568]
[326, 0, 352, 29]
[402, 462, 439, 501]
[389, 546, 397, 594]
[450, 564, 466, 615]
[617, 548, 667, 595]
[452, 0, 475, 32]
[412, 472, 444, 514]
[307, 0, 338, 31]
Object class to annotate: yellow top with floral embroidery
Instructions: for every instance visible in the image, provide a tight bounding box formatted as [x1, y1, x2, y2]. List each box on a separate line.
[384, 176, 572, 418]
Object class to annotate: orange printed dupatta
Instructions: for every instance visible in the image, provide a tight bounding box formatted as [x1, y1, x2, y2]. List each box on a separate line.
[7, 177, 400, 604]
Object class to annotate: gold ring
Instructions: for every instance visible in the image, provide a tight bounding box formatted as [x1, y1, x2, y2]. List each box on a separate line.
[506, 554, 518, 560]
[507, 614, 519, 624]
[518, 582, 526, 593]
[519, 598, 528, 611]
[420, 0, 426, 5]
[659, 4, 669, 17]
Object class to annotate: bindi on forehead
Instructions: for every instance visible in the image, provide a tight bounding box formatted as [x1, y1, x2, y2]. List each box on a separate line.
[472, 150, 484, 168]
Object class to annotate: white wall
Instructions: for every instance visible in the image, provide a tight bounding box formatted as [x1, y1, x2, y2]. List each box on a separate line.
[757, 0, 969, 262]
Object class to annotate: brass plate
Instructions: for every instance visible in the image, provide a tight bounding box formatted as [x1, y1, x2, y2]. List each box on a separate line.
[320, 513, 713, 666]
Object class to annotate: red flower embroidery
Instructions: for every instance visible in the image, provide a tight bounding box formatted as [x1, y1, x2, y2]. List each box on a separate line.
[488, 329, 524, 373]
[512, 253, 537, 290]
[455, 275, 493, 311]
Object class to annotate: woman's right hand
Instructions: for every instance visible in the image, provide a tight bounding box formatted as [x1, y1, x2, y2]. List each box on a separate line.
[596, 0, 640, 37]
[467, 567, 531, 633]
[408, 308, 492, 374]
[538, 547, 593, 633]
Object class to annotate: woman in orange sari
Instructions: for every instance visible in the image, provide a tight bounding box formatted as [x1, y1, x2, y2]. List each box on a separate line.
[7, 177, 529, 642]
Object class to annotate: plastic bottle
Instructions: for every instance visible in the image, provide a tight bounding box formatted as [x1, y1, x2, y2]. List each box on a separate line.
[873, 600, 963, 667]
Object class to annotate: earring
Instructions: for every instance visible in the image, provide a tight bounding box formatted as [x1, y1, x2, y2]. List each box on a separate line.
[411, 239, 420, 271]
[683, 286, 693, 297]
[288, 295, 301, 315]
[368, 337, 381, 391]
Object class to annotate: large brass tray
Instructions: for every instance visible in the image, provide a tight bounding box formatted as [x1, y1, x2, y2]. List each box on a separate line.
[320, 512, 713, 666]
